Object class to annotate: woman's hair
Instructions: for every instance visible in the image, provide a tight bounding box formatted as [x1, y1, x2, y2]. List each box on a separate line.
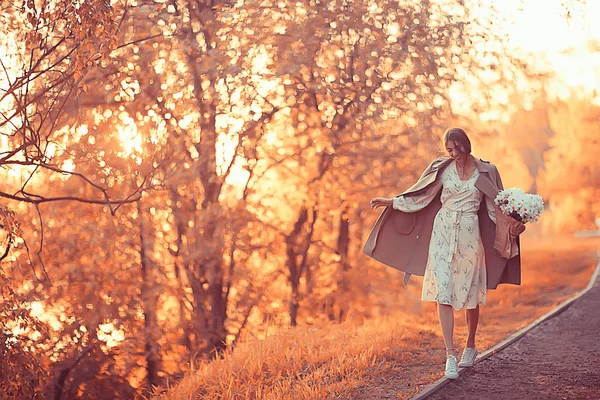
[443, 127, 472, 154]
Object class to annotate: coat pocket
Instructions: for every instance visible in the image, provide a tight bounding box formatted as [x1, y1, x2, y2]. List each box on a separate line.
[393, 211, 416, 235]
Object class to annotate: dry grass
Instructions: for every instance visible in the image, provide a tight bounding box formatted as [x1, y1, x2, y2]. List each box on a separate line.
[156, 236, 600, 400]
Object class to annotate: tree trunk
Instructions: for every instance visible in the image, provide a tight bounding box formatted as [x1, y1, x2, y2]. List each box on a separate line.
[138, 200, 160, 388]
[208, 268, 228, 356]
[289, 277, 300, 327]
[337, 207, 350, 273]
[285, 206, 317, 327]
[167, 187, 194, 355]
[335, 207, 351, 322]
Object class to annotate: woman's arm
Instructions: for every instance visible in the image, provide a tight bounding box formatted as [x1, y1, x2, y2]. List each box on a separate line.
[392, 183, 440, 212]
[370, 181, 440, 212]
[369, 158, 444, 212]
[370, 197, 393, 209]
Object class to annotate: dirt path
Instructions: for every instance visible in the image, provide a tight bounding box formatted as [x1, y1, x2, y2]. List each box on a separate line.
[424, 265, 600, 400]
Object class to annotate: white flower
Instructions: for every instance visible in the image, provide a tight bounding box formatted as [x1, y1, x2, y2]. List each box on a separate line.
[494, 187, 544, 223]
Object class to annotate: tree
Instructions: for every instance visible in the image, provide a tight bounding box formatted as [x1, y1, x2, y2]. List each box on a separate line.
[262, 0, 512, 325]
[0, 1, 555, 398]
[0, 1, 162, 397]
[537, 95, 600, 232]
[0, 0, 161, 269]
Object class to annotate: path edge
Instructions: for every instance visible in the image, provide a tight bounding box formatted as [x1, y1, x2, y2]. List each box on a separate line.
[409, 257, 600, 400]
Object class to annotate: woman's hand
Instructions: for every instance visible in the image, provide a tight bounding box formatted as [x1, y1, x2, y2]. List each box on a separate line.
[510, 221, 526, 236]
[369, 197, 393, 209]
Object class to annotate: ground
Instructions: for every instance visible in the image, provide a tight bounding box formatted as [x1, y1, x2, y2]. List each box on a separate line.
[348, 237, 600, 400]
[426, 265, 600, 400]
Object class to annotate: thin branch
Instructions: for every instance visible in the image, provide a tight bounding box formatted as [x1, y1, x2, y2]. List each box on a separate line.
[0, 190, 142, 207]
[21, 238, 46, 283]
[112, 175, 149, 214]
[4, 160, 133, 214]
[297, 207, 318, 278]
[0, 141, 34, 165]
[229, 300, 258, 351]
[0, 236, 12, 263]
[116, 33, 167, 50]
[53, 346, 94, 400]
[221, 106, 279, 183]
[241, 163, 255, 202]
[18, 164, 41, 197]
[223, 239, 237, 304]
[33, 203, 50, 283]
[0, 57, 14, 91]
[0, 73, 72, 131]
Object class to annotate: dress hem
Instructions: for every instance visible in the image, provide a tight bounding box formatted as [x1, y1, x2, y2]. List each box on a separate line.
[420, 298, 486, 311]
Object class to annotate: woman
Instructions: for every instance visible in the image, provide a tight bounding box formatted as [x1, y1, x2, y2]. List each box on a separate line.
[364, 128, 524, 379]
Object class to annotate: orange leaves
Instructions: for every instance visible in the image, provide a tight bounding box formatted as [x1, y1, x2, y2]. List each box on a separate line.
[15, 0, 121, 99]
[0, 205, 22, 251]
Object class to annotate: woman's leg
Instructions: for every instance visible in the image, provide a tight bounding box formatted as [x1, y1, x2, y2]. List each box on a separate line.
[438, 303, 455, 355]
[465, 305, 479, 348]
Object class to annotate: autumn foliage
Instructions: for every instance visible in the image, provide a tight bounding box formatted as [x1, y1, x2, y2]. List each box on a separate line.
[0, 0, 598, 399]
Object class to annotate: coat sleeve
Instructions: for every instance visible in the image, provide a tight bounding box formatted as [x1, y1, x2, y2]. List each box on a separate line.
[393, 179, 441, 212]
[485, 164, 504, 224]
[392, 157, 445, 212]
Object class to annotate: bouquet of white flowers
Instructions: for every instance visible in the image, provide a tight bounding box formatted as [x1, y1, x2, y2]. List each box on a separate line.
[492, 188, 544, 259]
[494, 188, 544, 224]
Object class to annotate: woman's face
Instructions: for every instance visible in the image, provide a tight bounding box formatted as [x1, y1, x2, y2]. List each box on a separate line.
[446, 140, 465, 160]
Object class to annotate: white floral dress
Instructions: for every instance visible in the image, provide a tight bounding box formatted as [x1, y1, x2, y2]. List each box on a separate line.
[393, 160, 496, 310]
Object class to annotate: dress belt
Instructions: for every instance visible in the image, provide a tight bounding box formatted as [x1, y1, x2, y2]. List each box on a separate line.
[444, 208, 477, 263]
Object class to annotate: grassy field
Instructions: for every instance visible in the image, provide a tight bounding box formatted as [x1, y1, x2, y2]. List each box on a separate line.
[156, 236, 600, 400]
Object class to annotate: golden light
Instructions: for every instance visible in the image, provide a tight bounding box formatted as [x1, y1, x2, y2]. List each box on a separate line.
[60, 159, 76, 174]
[117, 112, 144, 162]
[0, 25, 20, 121]
[446, 0, 600, 120]
[97, 321, 126, 349]
[495, 1, 600, 101]
[29, 301, 64, 331]
[251, 45, 270, 74]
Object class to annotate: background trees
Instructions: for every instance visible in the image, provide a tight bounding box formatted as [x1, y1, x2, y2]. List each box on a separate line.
[1, 0, 598, 398]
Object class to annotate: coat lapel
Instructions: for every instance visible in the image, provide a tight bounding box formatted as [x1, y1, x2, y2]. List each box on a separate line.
[475, 174, 500, 199]
[401, 157, 500, 200]
[400, 157, 452, 197]
[474, 159, 501, 200]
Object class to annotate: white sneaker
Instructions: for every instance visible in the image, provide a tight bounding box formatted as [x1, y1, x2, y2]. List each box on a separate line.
[458, 347, 478, 368]
[445, 355, 459, 379]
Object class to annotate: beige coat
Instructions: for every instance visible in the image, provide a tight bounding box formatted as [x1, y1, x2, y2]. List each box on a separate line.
[363, 157, 521, 290]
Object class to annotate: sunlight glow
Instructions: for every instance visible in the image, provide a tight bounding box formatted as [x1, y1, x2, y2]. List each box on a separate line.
[494, 0, 600, 102]
[251, 45, 271, 74]
[97, 322, 125, 349]
[0, 26, 20, 122]
[446, 0, 600, 120]
[117, 113, 144, 162]
[29, 301, 67, 331]
[61, 159, 76, 174]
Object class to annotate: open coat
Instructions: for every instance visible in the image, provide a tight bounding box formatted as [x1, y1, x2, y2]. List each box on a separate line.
[363, 157, 521, 290]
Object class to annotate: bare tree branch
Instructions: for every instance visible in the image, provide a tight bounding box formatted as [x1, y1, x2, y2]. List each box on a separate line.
[0, 191, 142, 208]
[0, 236, 12, 263]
